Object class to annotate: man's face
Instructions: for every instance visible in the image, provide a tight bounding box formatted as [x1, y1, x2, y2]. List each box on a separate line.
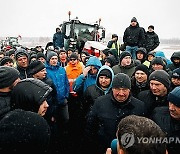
[59, 52, 67, 61]
[112, 88, 130, 102]
[121, 56, 131, 66]
[136, 52, 144, 60]
[150, 80, 167, 96]
[131, 21, 137, 26]
[98, 76, 111, 90]
[169, 102, 180, 120]
[17, 56, 28, 68]
[33, 68, 47, 80]
[69, 58, 78, 65]
[135, 70, 148, 83]
[89, 66, 98, 75]
[148, 28, 154, 32]
[152, 64, 164, 71]
[171, 77, 180, 86]
[49, 56, 58, 66]
[148, 55, 154, 62]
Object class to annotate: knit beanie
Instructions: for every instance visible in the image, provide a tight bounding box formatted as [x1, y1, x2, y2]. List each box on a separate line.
[69, 53, 78, 60]
[135, 64, 149, 76]
[28, 60, 45, 76]
[151, 57, 166, 67]
[15, 48, 29, 60]
[46, 51, 58, 62]
[0, 66, 20, 89]
[11, 78, 52, 113]
[0, 56, 14, 66]
[149, 70, 170, 89]
[0, 109, 51, 153]
[98, 69, 112, 79]
[148, 25, 154, 30]
[131, 17, 137, 22]
[119, 51, 132, 64]
[36, 52, 46, 60]
[112, 73, 131, 89]
[168, 86, 180, 107]
[6, 49, 15, 57]
[172, 67, 180, 78]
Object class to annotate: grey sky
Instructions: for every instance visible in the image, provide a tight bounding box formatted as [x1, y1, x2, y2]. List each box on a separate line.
[0, 0, 180, 39]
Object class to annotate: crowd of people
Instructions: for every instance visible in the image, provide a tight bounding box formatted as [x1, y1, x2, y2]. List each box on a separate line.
[0, 17, 180, 154]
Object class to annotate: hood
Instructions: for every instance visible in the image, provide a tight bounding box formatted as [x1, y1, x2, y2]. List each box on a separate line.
[85, 56, 102, 69]
[11, 78, 52, 113]
[171, 51, 180, 62]
[95, 65, 114, 94]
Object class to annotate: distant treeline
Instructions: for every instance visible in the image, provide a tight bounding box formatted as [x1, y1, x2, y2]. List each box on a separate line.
[160, 38, 180, 44]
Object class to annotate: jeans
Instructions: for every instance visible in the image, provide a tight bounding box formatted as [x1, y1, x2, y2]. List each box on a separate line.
[125, 45, 138, 59]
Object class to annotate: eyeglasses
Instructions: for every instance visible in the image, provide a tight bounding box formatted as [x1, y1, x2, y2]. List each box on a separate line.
[70, 58, 77, 61]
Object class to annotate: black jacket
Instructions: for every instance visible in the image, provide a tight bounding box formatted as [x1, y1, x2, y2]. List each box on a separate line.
[151, 107, 180, 154]
[123, 24, 146, 47]
[84, 92, 145, 154]
[0, 92, 11, 120]
[145, 31, 160, 52]
[138, 90, 169, 117]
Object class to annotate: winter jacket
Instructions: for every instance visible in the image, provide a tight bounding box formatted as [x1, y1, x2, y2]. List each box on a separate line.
[45, 62, 69, 105]
[131, 76, 149, 98]
[151, 107, 180, 154]
[137, 90, 169, 117]
[112, 61, 136, 77]
[167, 51, 180, 72]
[145, 31, 160, 52]
[0, 92, 11, 120]
[123, 24, 146, 47]
[73, 56, 102, 93]
[83, 65, 114, 116]
[53, 32, 69, 48]
[84, 92, 145, 154]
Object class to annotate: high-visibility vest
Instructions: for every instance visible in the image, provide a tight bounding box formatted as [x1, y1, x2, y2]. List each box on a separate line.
[111, 41, 121, 56]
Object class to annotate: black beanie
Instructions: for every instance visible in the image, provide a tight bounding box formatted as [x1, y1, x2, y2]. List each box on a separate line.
[28, 60, 45, 76]
[0, 56, 14, 66]
[148, 25, 154, 30]
[149, 70, 170, 89]
[151, 57, 166, 67]
[11, 78, 52, 113]
[15, 48, 29, 60]
[98, 69, 112, 78]
[0, 109, 51, 153]
[131, 17, 137, 22]
[135, 64, 149, 76]
[0, 66, 20, 89]
[69, 53, 78, 59]
[46, 51, 58, 62]
[119, 51, 132, 64]
[168, 86, 180, 107]
[112, 73, 131, 89]
[36, 52, 46, 60]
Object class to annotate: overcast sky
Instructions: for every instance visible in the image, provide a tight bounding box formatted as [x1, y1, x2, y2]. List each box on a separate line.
[0, 0, 180, 39]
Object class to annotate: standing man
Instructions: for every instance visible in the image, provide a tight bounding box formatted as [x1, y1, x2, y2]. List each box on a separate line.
[145, 25, 160, 53]
[107, 34, 121, 56]
[123, 17, 146, 59]
[53, 27, 69, 49]
[84, 73, 145, 154]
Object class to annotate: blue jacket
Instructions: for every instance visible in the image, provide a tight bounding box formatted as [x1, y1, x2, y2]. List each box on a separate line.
[53, 32, 68, 48]
[45, 62, 69, 105]
[73, 56, 102, 93]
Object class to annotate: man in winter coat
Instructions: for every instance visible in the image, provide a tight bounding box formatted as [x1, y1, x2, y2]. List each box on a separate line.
[83, 65, 114, 117]
[151, 86, 180, 154]
[53, 27, 69, 49]
[123, 17, 146, 59]
[167, 51, 180, 72]
[145, 25, 160, 53]
[0, 66, 20, 119]
[83, 73, 145, 154]
[112, 51, 136, 77]
[73, 56, 102, 93]
[15, 48, 30, 79]
[138, 70, 171, 117]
